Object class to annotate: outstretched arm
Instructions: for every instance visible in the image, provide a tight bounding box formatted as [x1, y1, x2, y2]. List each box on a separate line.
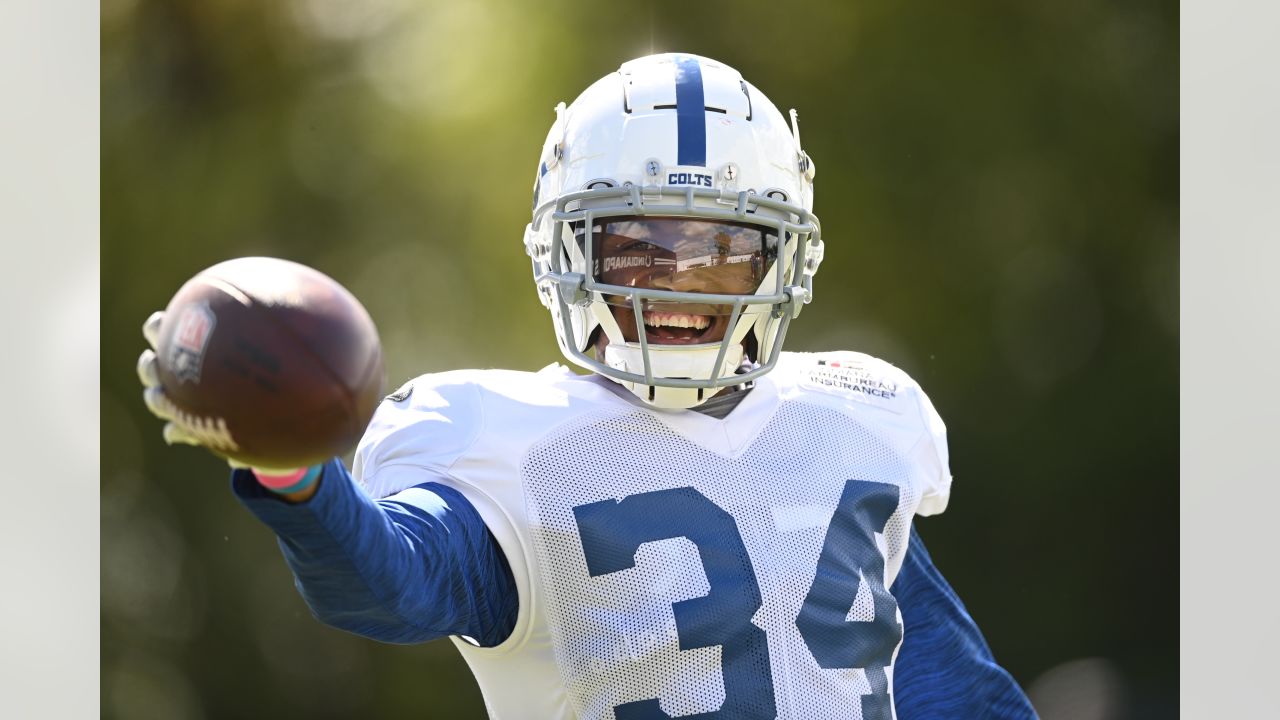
[136, 311, 517, 648]
[232, 459, 518, 647]
[893, 526, 1038, 719]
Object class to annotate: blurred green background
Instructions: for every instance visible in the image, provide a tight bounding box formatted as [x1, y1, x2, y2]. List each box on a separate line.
[101, 0, 1177, 717]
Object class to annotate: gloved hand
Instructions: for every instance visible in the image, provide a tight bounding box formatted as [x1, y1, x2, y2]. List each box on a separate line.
[137, 311, 226, 452]
[137, 311, 321, 496]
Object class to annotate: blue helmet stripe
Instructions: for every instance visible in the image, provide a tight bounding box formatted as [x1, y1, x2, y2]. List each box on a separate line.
[532, 161, 548, 210]
[674, 56, 707, 167]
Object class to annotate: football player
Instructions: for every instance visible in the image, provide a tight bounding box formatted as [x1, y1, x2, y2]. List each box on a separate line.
[139, 53, 1035, 719]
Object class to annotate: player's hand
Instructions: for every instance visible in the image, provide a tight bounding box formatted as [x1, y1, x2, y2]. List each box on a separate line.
[137, 311, 321, 499]
[137, 311, 225, 453]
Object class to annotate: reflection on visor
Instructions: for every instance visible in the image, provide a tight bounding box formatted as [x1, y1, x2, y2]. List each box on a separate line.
[579, 217, 778, 297]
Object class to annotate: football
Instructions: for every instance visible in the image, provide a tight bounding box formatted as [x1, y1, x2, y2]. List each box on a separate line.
[153, 257, 384, 469]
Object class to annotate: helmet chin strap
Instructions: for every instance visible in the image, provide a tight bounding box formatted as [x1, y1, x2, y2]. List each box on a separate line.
[602, 341, 746, 410]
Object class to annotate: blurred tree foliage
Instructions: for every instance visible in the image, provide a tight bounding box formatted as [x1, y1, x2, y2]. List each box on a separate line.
[102, 0, 1176, 717]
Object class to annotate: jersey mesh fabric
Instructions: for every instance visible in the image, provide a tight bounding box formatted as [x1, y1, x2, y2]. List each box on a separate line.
[523, 399, 921, 720]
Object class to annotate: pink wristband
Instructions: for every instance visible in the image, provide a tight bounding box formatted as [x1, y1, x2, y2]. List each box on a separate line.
[251, 465, 322, 494]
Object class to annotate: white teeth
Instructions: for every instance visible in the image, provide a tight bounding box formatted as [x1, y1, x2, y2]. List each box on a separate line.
[643, 312, 711, 330]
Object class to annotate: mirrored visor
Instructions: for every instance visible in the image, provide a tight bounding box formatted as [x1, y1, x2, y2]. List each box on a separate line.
[579, 217, 779, 304]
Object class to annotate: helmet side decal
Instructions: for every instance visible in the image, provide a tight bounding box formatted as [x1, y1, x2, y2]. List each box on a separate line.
[674, 55, 706, 167]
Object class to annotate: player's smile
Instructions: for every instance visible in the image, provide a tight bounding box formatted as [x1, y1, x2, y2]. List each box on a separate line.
[609, 305, 730, 345]
[643, 310, 714, 343]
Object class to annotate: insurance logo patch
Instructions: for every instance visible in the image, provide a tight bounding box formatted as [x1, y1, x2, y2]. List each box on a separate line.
[800, 358, 904, 413]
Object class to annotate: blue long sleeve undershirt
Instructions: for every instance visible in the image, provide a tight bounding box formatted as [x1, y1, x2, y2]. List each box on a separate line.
[892, 526, 1039, 717]
[232, 460, 1034, 716]
[232, 459, 516, 647]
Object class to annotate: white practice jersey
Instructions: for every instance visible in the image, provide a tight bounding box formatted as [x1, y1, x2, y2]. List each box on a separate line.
[351, 350, 952, 720]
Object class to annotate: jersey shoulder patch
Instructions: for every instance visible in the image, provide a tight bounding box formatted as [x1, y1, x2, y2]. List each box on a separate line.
[787, 351, 915, 415]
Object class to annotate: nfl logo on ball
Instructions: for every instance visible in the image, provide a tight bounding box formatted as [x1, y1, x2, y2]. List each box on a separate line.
[170, 303, 216, 383]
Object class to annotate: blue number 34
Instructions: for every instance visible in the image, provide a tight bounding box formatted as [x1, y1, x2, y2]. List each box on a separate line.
[574, 480, 902, 720]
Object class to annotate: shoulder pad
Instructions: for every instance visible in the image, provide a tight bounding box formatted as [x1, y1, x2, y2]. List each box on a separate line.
[353, 367, 612, 498]
[353, 370, 490, 496]
[780, 351, 952, 515]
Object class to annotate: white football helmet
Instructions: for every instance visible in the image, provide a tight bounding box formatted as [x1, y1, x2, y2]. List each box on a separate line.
[524, 53, 824, 409]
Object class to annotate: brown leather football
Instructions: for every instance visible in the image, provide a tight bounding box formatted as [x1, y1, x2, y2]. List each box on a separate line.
[154, 257, 384, 469]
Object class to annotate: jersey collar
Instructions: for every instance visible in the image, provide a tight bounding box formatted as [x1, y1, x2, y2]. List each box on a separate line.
[586, 371, 781, 459]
